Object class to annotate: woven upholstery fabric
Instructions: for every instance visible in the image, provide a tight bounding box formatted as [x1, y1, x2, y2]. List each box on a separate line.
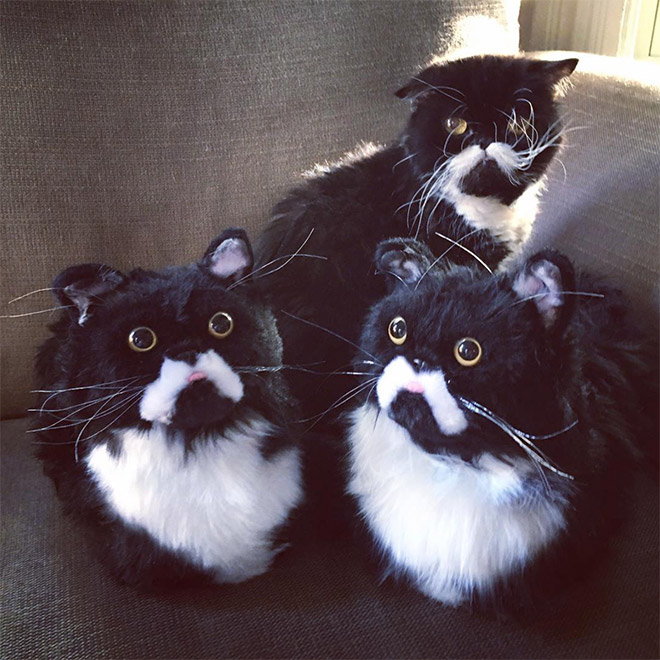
[526, 53, 660, 330]
[0, 0, 518, 418]
[2, 417, 658, 658]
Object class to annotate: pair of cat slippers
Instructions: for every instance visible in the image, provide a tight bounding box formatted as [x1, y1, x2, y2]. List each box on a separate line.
[33, 228, 656, 614]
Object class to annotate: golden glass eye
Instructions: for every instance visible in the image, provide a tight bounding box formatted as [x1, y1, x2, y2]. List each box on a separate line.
[444, 117, 468, 135]
[388, 316, 407, 345]
[209, 311, 234, 339]
[454, 337, 482, 367]
[128, 327, 157, 352]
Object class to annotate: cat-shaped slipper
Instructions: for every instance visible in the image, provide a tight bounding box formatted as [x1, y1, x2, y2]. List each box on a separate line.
[33, 229, 303, 589]
[347, 238, 656, 614]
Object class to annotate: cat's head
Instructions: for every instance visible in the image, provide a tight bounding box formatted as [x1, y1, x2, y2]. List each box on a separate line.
[357, 238, 579, 469]
[45, 229, 285, 438]
[396, 55, 578, 204]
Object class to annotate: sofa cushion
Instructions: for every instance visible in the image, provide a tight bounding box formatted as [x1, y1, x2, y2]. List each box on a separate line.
[1, 417, 658, 658]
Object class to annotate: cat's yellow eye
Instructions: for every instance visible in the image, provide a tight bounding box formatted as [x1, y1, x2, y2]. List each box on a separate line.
[444, 117, 468, 135]
[128, 327, 157, 353]
[507, 119, 525, 137]
[388, 316, 407, 345]
[209, 311, 234, 339]
[454, 337, 482, 367]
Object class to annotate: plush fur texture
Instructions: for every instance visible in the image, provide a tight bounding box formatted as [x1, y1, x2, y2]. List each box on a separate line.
[34, 229, 303, 590]
[346, 239, 657, 614]
[255, 55, 578, 419]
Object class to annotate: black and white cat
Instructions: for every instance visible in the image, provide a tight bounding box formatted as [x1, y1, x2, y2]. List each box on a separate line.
[34, 229, 303, 589]
[256, 54, 578, 417]
[347, 239, 656, 613]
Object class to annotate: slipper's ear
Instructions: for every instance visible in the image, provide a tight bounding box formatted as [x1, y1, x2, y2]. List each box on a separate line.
[374, 238, 436, 292]
[52, 264, 125, 325]
[201, 228, 254, 284]
[512, 249, 576, 334]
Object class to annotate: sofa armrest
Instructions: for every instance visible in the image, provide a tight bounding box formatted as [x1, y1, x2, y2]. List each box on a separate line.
[526, 52, 660, 330]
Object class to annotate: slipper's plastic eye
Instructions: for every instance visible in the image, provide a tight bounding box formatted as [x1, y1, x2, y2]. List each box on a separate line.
[444, 117, 468, 135]
[388, 316, 407, 345]
[128, 327, 157, 352]
[454, 337, 482, 367]
[209, 311, 234, 339]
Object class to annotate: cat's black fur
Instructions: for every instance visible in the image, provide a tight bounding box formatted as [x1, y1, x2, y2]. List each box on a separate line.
[34, 229, 303, 590]
[255, 55, 578, 420]
[346, 239, 657, 615]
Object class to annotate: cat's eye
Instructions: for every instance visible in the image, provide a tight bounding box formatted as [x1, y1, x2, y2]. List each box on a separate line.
[444, 117, 468, 135]
[507, 119, 525, 137]
[209, 311, 234, 339]
[388, 316, 407, 345]
[454, 337, 482, 367]
[128, 327, 157, 352]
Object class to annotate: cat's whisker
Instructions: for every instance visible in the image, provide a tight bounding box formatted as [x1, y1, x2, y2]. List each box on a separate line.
[402, 171, 435, 231]
[354, 359, 381, 369]
[72, 390, 144, 455]
[7, 287, 62, 304]
[414, 228, 482, 290]
[434, 231, 493, 274]
[73, 383, 142, 461]
[408, 158, 449, 234]
[298, 377, 378, 427]
[458, 397, 575, 481]
[441, 126, 459, 158]
[32, 375, 147, 396]
[31, 387, 143, 417]
[554, 156, 568, 184]
[30, 389, 144, 434]
[281, 311, 383, 365]
[229, 229, 326, 290]
[0, 305, 76, 319]
[424, 192, 448, 238]
[517, 419, 579, 441]
[497, 290, 605, 314]
[415, 160, 451, 238]
[392, 151, 417, 173]
[449, 103, 467, 118]
[410, 77, 465, 104]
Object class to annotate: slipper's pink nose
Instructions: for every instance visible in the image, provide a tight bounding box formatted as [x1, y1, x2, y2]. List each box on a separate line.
[405, 381, 425, 394]
[187, 371, 207, 383]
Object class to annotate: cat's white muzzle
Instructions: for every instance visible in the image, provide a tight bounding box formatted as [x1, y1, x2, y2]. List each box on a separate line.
[446, 143, 520, 182]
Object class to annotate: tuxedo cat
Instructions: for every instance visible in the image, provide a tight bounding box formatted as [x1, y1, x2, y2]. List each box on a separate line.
[34, 229, 303, 589]
[346, 239, 656, 613]
[256, 54, 578, 419]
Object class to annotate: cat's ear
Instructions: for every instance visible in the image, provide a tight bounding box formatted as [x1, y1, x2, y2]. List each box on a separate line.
[53, 264, 125, 326]
[512, 250, 576, 333]
[201, 228, 254, 284]
[394, 69, 437, 102]
[374, 238, 435, 290]
[395, 77, 426, 101]
[531, 58, 579, 92]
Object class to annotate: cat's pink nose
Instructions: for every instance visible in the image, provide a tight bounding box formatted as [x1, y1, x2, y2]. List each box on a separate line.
[405, 381, 425, 394]
[188, 371, 207, 383]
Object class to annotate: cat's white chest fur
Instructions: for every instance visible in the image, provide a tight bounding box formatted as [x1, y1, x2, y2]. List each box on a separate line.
[86, 417, 302, 583]
[347, 403, 567, 605]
